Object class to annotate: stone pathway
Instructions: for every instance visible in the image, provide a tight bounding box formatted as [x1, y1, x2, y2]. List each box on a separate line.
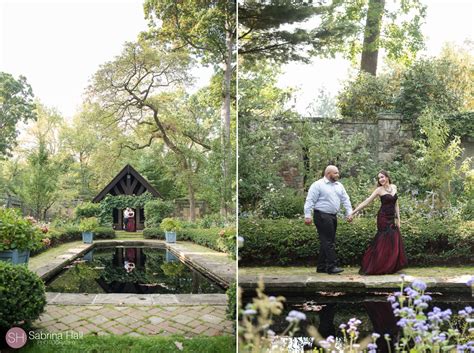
[35, 303, 233, 337]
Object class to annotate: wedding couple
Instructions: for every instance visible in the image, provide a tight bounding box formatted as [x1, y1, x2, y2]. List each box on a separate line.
[304, 165, 407, 275]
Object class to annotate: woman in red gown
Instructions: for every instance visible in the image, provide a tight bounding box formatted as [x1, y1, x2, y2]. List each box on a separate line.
[127, 209, 136, 232]
[350, 171, 408, 275]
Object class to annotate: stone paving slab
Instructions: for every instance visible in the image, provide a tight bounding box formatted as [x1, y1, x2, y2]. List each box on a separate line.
[239, 270, 474, 295]
[166, 242, 235, 287]
[46, 293, 228, 306]
[34, 304, 234, 337]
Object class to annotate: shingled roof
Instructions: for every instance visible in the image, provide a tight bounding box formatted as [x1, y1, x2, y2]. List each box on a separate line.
[92, 164, 161, 202]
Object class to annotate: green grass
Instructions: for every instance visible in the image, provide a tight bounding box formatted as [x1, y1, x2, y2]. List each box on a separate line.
[18, 334, 235, 353]
[115, 230, 145, 240]
[28, 241, 84, 272]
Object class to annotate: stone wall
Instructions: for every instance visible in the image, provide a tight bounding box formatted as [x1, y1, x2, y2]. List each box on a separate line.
[174, 199, 208, 220]
[280, 113, 415, 188]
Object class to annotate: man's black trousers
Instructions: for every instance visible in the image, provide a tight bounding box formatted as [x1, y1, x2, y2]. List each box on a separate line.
[314, 210, 338, 271]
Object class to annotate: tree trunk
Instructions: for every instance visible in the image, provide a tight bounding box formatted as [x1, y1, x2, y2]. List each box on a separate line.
[360, 0, 385, 75]
[188, 181, 196, 222]
[220, 24, 233, 219]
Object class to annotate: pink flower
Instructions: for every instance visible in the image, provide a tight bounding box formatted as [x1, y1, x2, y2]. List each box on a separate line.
[25, 216, 37, 224]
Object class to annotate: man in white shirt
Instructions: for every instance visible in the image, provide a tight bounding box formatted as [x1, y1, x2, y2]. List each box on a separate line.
[304, 165, 353, 274]
[123, 208, 130, 230]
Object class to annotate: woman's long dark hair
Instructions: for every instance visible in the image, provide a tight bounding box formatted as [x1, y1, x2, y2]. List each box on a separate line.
[377, 170, 391, 186]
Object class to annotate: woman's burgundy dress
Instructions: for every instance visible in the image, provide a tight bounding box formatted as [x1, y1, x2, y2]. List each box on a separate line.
[360, 193, 408, 275]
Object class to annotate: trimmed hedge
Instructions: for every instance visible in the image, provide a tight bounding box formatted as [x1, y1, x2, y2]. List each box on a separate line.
[143, 227, 236, 256]
[238, 218, 474, 267]
[75, 202, 101, 219]
[144, 200, 175, 228]
[31, 226, 116, 256]
[0, 261, 46, 328]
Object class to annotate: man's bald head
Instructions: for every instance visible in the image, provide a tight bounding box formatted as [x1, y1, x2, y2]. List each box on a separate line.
[324, 165, 340, 182]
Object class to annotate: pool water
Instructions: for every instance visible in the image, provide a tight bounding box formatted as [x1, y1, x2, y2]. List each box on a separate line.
[243, 293, 473, 352]
[46, 246, 225, 294]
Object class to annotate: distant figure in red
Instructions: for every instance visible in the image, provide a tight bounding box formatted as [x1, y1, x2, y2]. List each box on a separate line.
[126, 208, 136, 232]
[350, 170, 407, 275]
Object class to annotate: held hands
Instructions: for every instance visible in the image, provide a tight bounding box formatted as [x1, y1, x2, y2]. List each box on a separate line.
[346, 214, 353, 223]
[304, 217, 312, 225]
[395, 218, 401, 229]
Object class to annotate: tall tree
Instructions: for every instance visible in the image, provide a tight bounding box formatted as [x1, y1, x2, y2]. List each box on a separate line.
[88, 41, 212, 221]
[239, 0, 426, 72]
[360, 0, 385, 75]
[0, 72, 37, 156]
[16, 104, 64, 220]
[238, 1, 358, 63]
[143, 0, 236, 218]
[359, 0, 426, 75]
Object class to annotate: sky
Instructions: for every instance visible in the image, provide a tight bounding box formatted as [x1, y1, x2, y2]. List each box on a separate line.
[1, 0, 473, 119]
[277, 0, 474, 114]
[0, 0, 212, 120]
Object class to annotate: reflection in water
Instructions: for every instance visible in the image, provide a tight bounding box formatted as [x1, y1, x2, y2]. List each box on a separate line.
[310, 302, 397, 352]
[364, 302, 399, 353]
[254, 295, 473, 353]
[47, 246, 224, 294]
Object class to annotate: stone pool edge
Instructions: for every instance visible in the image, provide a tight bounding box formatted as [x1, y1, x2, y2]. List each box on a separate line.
[239, 274, 474, 295]
[32, 240, 234, 305]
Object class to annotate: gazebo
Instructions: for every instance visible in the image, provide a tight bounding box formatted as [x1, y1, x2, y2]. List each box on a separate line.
[92, 164, 161, 230]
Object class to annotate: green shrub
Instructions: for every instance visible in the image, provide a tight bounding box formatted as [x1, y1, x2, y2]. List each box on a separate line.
[160, 217, 182, 232]
[143, 227, 167, 240]
[180, 227, 236, 255]
[0, 261, 46, 328]
[31, 226, 115, 256]
[259, 188, 304, 219]
[337, 72, 397, 122]
[0, 208, 43, 251]
[238, 217, 474, 266]
[198, 213, 229, 228]
[226, 281, 236, 321]
[75, 202, 101, 219]
[143, 227, 236, 256]
[79, 217, 100, 232]
[144, 200, 174, 228]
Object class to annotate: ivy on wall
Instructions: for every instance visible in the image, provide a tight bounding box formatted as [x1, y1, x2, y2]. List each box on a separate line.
[98, 193, 155, 225]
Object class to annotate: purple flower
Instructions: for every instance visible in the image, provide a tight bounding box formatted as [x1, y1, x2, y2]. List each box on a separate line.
[372, 333, 381, 339]
[397, 318, 408, 327]
[420, 295, 432, 302]
[326, 335, 335, 343]
[286, 310, 306, 323]
[400, 274, 406, 280]
[368, 343, 378, 350]
[467, 277, 474, 286]
[387, 295, 396, 303]
[339, 323, 347, 330]
[319, 340, 331, 349]
[412, 280, 427, 291]
[418, 303, 429, 309]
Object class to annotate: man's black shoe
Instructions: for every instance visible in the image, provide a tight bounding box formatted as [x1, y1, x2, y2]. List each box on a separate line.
[316, 268, 327, 273]
[327, 267, 344, 274]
